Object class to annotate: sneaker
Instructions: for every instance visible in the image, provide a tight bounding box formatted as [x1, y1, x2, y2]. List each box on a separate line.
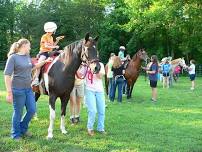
[70, 118, 75, 125]
[13, 137, 22, 141]
[151, 98, 157, 102]
[97, 130, 107, 135]
[32, 78, 40, 86]
[87, 130, 95, 136]
[22, 132, 32, 138]
[74, 117, 80, 124]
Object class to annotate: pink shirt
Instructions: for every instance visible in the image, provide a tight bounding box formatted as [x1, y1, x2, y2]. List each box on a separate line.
[85, 62, 105, 92]
[78, 63, 105, 92]
[174, 66, 181, 74]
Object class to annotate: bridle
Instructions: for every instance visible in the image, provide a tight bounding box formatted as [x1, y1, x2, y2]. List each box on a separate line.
[76, 40, 99, 83]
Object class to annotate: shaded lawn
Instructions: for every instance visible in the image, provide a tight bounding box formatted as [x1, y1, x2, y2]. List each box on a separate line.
[0, 71, 202, 152]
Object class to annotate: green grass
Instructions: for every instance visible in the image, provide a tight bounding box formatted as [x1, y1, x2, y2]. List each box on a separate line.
[0, 71, 202, 152]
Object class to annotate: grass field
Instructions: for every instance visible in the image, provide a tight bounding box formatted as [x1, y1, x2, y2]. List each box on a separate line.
[0, 71, 202, 152]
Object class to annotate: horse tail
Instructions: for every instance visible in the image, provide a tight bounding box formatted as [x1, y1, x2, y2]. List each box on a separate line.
[104, 64, 109, 95]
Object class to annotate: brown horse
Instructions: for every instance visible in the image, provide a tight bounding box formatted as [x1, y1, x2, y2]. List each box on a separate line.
[124, 49, 149, 99]
[105, 49, 149, 99]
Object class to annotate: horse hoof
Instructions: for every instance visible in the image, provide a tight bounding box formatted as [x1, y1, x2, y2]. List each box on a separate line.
[46, 134, 53, 140]
[61, 130, 67, 134]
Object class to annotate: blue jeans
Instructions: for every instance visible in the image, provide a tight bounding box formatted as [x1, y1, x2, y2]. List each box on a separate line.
[85, 89, 105, 131]
[122, 79, 127, 94]
[108, 78, 114, 101]
[12, 88, 36, 139]
[111, 77, 124, 102]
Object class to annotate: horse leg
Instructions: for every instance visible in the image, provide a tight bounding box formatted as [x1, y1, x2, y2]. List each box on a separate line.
[105, 75, 109, 96]
[35, 92, 40, 102]
[129, 83, 135, 99]
[169, 73, 173, 87]
[60, 95, 69, 134]
[33, 92, 41, 120]
[47, 94, 57, 139]
[126, 82, 130, 99]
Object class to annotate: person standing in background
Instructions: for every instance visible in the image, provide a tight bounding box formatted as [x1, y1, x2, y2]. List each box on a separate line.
[69, 72, 84, 125]
[187, 59, 196, 90]
[145, 55, 158, 102]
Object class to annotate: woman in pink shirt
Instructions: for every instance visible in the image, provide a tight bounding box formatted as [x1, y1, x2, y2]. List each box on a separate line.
[174, 66, 181, 82]
[84, 62, 106, 136]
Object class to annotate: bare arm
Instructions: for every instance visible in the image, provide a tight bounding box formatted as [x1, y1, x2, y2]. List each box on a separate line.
[44, 43, 59, 49]
[4, 75, 13, 103]
[54, 36, 65, 46]
[95, 72, 103, 79]
[147, 70, 156, 74]
[4, 75, 12, 93]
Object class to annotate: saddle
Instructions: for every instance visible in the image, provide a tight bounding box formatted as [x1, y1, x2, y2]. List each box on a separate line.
[31, 53, 59, 94]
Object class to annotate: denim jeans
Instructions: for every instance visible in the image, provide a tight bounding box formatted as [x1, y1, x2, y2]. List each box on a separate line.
[111, 77, 124, 102]
[122, 79, 127, 94]
[12, 88, 36, 139]
[108, 78, 114, 101]
[85, 89, 105, 131]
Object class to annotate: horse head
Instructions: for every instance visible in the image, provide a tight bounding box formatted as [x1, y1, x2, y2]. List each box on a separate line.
[178, 57, 187, 69]
[137, 49, 149, 62]
[80, 33, 100, 73]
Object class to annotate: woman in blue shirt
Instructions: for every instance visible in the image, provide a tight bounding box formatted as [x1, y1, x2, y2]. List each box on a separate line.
[4, 38, 51, 140]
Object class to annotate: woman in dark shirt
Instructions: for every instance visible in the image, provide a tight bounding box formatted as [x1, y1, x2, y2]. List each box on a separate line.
[111, 56, 125, 103]
[146, 55, 158, 102]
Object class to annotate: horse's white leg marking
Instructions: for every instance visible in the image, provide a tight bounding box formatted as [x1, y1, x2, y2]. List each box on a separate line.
[47, 105, 55, 139]
[60, 115, 67, 134]
[44, 56, 60, 95]
[44, 73, 49, 94]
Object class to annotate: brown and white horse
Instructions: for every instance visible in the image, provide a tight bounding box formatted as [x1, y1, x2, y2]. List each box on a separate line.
[32, 33, 99, 139]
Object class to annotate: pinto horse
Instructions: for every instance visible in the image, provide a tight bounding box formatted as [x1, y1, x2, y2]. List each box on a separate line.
[33, 33, 99, 139]
[170, 58, 187, 85]
[124, 49, 149, 99]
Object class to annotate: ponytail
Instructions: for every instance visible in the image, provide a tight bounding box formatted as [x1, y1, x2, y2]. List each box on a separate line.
[7, 38, 30, 57]
[7, 42, 19, 57]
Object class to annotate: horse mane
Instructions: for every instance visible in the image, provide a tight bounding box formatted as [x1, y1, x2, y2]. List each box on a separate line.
[59, 40, 82, 66]
[131, 51, 138, 61]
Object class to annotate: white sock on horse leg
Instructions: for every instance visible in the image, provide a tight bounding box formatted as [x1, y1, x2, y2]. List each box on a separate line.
[60, 115, 67, 134]
[47, 105, 55, 139]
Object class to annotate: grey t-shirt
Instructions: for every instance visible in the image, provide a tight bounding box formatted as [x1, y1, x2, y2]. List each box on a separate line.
[148, 63, 158, 81]
[4, 54, 33, 89]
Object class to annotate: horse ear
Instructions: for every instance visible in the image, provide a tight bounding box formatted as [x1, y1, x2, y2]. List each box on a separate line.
[94, 36, 99, 42]
[85, 33, 90, 42]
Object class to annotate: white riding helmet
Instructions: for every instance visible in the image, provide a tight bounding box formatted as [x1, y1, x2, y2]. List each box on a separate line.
[44, 22, 57, 33]
[119, 46, 126, 50]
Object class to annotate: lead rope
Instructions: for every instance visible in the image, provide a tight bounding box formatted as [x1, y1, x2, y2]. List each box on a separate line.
[76, 63, 94, 84]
